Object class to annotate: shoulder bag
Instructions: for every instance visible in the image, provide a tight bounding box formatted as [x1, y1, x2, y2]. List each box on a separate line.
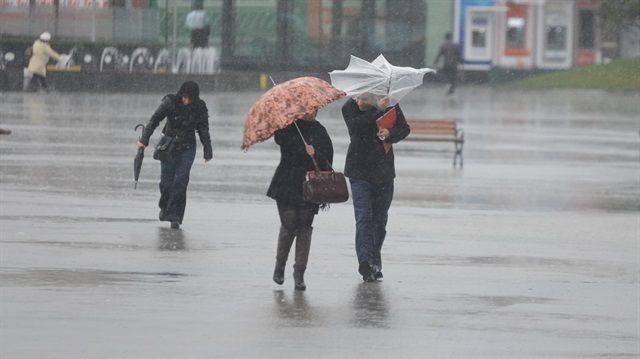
[153, 111, 186, 162]
[152, 134, 176, 162]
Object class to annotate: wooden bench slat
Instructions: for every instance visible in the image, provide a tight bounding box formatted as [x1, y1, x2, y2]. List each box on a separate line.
[410, 124, 456, 130]
[407, 119, 455, 124]
[403, 119, 464, 167]
[405, 137, 463, 143]
[411, 129, 457, 135]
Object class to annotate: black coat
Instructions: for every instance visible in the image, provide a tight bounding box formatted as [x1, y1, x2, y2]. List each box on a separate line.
[140, 94, 213, 160]
[342, 98, 410, 184]
[267, 119, 334, 206]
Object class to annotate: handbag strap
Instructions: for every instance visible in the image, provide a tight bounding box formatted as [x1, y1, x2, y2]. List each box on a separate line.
[294, 121, 318, 172]
[294, 121, 333, 173]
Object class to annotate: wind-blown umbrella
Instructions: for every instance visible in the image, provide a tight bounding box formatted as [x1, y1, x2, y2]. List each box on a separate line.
[329, 54, 434, 105]
[133, 124, 145, 189]
[241, 76, 346, 150]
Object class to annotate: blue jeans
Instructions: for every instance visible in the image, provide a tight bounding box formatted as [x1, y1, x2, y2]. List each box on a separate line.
[349, 179, 394, 272]
[159, 146, 196, 224]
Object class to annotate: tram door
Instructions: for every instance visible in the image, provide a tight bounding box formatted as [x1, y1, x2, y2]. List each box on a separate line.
[464, 9, 495, 68]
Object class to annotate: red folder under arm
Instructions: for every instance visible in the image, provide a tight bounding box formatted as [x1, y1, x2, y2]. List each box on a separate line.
[376, 107, 396, 153]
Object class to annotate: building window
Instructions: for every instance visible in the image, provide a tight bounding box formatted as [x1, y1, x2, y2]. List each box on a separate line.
[471, 17, 487, 48]
[505, 3, 528, 55]
[506, 17, 525, 48]
[546, 25, 566, 50]
[578, 9, 595, 49]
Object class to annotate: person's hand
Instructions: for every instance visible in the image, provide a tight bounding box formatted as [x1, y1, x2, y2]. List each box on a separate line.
[305, 144, 315, 156]
[378, 96, 390, 109]
[136, 141, 146, 150]
[377, 128, 390, 139]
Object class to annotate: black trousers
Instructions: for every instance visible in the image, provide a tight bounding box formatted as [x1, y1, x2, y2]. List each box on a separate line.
[28, 74, 49, 92]
[190, 26, 210, 48]
[276, 201, 317, 230]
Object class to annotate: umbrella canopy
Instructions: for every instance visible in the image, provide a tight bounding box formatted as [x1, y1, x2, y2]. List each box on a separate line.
[133, 124, 145, 189]
[329, 54, 434, 105]
[241, 76, 346, 150]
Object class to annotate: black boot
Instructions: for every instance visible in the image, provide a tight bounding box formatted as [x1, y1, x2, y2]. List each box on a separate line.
[273, 226, 296, 285]
[293, 226, 313, 291]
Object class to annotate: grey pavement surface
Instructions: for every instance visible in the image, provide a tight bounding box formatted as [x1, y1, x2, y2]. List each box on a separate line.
[0, 87, 639, 358]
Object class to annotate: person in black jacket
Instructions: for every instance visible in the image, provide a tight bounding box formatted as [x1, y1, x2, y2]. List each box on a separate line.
[268, 109, 333, 291]
[342, 93, 410, 282]
[137, 81, 212, 229]
[434, 33, 461, 95]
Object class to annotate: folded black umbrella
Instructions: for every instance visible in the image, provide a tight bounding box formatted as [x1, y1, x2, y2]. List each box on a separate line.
[134, 124, 145, 189]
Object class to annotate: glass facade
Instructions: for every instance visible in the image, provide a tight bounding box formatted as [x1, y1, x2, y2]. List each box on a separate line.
[0, 0, 430, 70]
[147, 0, 427, 70]
[216, 0, 427, 70]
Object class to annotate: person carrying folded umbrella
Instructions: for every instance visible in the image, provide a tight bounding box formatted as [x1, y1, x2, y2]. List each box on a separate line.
[342, 92, 410, 282]
[267, 109, 334, 291]
[136, 81, 212, 229]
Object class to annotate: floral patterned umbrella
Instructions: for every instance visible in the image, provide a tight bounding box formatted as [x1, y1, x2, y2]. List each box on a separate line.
[241, 77, 346, 150]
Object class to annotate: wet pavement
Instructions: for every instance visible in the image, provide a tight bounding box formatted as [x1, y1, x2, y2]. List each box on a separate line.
[1, 87, 639, 358]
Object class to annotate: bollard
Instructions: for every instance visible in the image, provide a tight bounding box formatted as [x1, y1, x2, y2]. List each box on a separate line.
[260, 73, 267, 90]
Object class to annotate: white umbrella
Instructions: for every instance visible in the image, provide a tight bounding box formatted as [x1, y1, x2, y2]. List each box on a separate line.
[329, 54, 434, 105]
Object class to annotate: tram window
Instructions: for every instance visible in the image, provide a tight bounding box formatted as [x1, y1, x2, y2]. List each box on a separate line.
[546, 26, 566, 50]
[472, 28, 486, 48]
[579, 9, 595, 49]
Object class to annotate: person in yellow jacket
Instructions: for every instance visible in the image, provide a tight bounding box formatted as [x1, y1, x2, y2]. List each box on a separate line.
[26, 32, 62, 92]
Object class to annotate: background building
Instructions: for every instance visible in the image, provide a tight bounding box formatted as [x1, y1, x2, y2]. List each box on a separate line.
[0, 0, 636, 84]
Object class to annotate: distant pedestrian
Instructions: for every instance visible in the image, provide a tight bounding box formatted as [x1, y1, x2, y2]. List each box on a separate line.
[26, 32, 62, 93]
[136, 81, 213, 229]
[268, 109, 334, 291]
[342, 93, 410, 282]
[185, 0, 210, 48]
[434, 33, 461, 95]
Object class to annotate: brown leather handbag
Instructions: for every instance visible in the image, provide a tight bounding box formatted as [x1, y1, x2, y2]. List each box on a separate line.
[293, 121, 349, 204]
[302, 162, 349, 204]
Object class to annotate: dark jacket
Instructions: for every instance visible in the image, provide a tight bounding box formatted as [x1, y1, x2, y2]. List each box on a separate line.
[267, 119, 334, 206]
[342, 98, 410, 184]
[140, 94, 213, 160]
[435, 42, 461, 69]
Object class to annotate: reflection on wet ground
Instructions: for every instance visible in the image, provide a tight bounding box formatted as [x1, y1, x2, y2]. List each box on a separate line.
[350, 282, 389, 329]
[157, 227, 187, 251]
[1, 89, 638, 357]
[1, 268, 186, 287]
[273, 290, 317, 327]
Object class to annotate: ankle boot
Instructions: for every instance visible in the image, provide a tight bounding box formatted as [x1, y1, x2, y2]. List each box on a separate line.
[293, 226, 313, 291]
[273, 226, 296, 285]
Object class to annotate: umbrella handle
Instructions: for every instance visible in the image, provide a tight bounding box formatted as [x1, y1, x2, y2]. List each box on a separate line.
[269, 78, 320, 171]
[134, 123, 145, 140]
[293, 121, 322, 172]
[293, 121, 307, 146]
